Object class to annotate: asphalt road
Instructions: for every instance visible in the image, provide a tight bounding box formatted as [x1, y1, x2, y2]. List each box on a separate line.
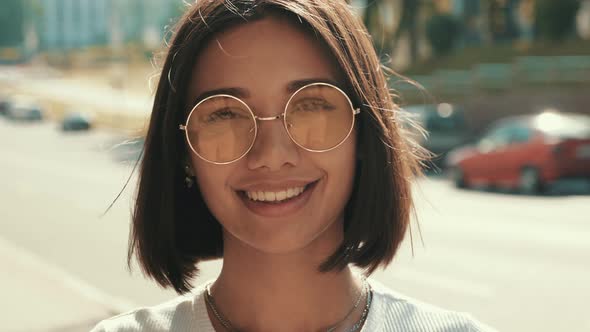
[1, 119, 589, 332]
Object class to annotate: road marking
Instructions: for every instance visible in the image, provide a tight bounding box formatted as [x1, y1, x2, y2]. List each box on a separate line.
[0, 236, 136, 315]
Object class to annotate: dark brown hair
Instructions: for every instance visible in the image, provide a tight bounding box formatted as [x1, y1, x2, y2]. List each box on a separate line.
[130, 0, 424, 294]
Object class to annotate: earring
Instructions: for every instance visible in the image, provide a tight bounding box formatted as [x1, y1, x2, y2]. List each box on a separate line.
[184, 165, 194, 188]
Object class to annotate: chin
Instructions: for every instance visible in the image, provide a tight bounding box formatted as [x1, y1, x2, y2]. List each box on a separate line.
[226, 217, 344, 256]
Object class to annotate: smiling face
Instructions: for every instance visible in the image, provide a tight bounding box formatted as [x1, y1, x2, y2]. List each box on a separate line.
[186, 16, 357, 254]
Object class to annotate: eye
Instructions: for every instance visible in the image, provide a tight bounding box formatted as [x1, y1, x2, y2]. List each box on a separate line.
[205, 108, 248, 123]
[291, 98, 336, 113]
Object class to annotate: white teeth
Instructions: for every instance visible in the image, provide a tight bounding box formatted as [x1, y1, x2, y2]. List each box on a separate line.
[276, 190, 287, 201]
[245, 186, 306, 202]
[264, 192, 276, 201]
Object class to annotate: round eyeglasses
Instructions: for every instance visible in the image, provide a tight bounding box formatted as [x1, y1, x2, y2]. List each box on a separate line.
[179, 82, 360, 164]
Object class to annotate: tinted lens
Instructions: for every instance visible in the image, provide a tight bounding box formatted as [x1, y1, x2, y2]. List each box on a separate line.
[186, 96, 256, 163]
[285, 84, 354, 151]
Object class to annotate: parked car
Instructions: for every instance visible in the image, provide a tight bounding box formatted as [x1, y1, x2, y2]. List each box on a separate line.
[402, 103, 470, 168]
[5, 101, 44, 122]
[61, 112, 93, 131]
[0, 96, 11, 116]
[446, 111, 590, 194]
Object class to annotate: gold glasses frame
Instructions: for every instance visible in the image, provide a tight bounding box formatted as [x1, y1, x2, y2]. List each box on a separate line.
[179, 82, 360, 165]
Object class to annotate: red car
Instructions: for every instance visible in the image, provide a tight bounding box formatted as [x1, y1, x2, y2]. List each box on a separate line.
[446, 112, 590, 194]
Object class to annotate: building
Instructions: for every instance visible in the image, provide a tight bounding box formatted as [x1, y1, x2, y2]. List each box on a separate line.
[35, 0, 184, 51]
[441, 0, 533, 45]
[0, 0, 32, 63]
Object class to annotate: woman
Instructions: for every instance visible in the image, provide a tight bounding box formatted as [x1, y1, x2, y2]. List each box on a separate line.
[93, 0, 496, 331]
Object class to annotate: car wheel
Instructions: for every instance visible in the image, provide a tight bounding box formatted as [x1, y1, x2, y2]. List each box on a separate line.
[450, 166, 466, 189]
[519, 167, 543, 195]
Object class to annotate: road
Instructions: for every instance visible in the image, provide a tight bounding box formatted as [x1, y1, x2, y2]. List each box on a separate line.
[0, 119, 589, 332]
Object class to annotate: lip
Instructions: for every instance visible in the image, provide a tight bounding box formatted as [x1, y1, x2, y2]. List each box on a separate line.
[237, 180, 320, 218]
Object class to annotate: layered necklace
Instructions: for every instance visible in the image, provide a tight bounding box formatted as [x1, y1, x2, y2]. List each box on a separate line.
[204, 278, 373, 332]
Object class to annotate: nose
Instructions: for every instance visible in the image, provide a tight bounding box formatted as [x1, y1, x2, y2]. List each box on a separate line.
[246, 116, 300, 172]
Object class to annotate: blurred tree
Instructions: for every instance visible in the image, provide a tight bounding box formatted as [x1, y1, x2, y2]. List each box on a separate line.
[170, 1, 186, 19]
[361, 0, 420, 65]
[0, 0, 25, 47]
[363, 0, 388, 53]
[391, 0, 421, 63]
[486, 0, 520, 43]
[535, 0, 581, 41]
[426, 13, 460, 56]
[162, 1, 187, 44]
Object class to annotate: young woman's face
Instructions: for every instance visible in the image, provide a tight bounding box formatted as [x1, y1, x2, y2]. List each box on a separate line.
[187, 16, 357, 254]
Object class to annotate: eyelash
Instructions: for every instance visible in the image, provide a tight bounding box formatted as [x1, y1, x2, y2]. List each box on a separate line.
[206, 108, 243, 123]
[291, 98, 335, 112]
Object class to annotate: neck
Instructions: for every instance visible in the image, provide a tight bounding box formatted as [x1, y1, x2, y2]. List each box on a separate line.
[207, 231, 366, 332]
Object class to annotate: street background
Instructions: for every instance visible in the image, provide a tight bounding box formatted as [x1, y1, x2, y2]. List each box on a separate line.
[1, 1, 590, 332]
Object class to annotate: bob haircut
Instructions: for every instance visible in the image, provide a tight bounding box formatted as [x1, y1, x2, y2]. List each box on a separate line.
[130, 0, 424, 294]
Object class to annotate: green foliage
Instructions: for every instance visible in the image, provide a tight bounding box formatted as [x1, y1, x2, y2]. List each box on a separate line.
[29, 0, 43, 16]
[0, 0, 25, 47]
[535, 0, 581, 41]
[170, 1, 186, 18]
[363, 0, 389, 54]
[426, 14, 460, 57]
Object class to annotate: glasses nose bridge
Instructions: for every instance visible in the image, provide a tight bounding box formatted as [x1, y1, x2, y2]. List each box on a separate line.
[255, 113, 285, 122]
[253, 112, 292, 144]
[254, 112, 290, 137]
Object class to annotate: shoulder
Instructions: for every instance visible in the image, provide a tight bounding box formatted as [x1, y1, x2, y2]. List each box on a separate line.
[90, 283, 212, 332]
[364, 279, 498, 332]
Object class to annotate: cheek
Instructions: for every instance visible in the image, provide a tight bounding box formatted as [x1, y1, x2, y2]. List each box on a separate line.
[341, 150, 357, 196]
[318, 132, 357, 209]
[191, 158, 233, 211]
[338, 130, 357, 179]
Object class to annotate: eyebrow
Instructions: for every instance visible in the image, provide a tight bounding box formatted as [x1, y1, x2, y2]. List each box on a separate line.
[189, 77, 341, 107]
[286, 78, 341, 93]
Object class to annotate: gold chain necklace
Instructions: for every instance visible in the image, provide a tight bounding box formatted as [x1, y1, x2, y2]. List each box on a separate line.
[204, 279, 372, 332]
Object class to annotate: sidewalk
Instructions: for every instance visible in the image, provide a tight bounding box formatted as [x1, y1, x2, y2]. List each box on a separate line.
[0, 238, 123, 332]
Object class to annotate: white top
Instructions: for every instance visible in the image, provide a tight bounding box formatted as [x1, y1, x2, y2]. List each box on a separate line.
[91, 279, 497, 331]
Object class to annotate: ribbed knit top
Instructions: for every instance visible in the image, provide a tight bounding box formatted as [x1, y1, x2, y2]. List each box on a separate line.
[91, 279, 497, 331]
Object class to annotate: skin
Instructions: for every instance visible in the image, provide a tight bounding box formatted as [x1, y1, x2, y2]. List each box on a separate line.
[187, 16, 365, 332]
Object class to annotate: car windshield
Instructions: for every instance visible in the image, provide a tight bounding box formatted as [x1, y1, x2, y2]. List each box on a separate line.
[535, 113, 590, 139]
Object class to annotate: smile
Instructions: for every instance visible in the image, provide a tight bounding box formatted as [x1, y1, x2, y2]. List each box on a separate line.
[237, 180, 319, 217]
[245, 186, 306, 203]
